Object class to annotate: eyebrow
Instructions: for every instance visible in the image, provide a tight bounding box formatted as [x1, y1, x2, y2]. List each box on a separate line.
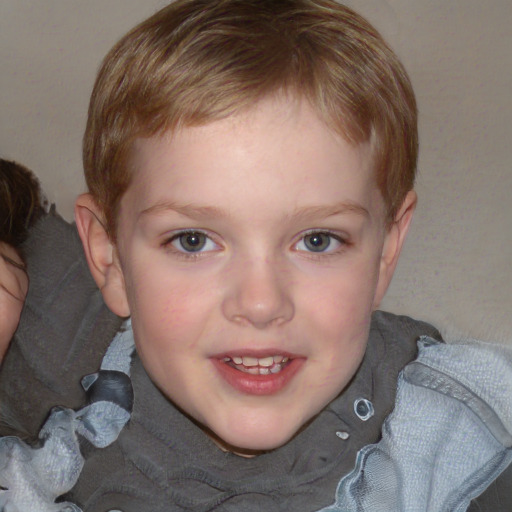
[139, 202, 225, 221]
[291, 202, 370, 221]
[139, 200, 369, 221]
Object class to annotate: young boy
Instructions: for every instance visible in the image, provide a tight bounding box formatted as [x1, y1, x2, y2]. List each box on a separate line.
[1, 1, 511, 511]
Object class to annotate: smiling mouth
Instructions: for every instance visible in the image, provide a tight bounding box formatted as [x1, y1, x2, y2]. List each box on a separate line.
[221, 355, 290, 375]
[213, 353, 304, 395]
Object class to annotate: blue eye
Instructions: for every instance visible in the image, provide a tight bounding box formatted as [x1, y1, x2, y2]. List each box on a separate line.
[295, 231, 343, 253]
[169, 231, 217, 253]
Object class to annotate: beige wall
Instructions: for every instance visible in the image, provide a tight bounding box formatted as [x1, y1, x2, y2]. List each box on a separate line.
[1, 1, 511, 342]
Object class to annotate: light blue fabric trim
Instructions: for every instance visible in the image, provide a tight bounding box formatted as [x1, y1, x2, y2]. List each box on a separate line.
[0, 320, 134, 512]
[319, 337, 512, 512]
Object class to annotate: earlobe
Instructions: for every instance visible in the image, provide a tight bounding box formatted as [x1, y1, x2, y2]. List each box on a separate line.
[373, 190, 417, 308]
[75, 194, 130, 318]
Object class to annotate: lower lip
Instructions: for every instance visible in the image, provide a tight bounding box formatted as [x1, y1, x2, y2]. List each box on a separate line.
[211, 358, 304, 396]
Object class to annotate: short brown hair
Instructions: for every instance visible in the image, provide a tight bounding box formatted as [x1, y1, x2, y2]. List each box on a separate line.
[83, 0, 417, 237]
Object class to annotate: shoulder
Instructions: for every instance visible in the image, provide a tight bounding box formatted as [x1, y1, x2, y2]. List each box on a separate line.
[0, 211, 122, 437]
[323, 334, 512, 511]
[402, 337, 512, 509]
[366, 310, 443, 389]
[370, 310, 442, 345]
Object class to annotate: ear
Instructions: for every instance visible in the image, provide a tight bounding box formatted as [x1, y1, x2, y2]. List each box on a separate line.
[75, 193, 130, 317]
[373, 190, 417, 309]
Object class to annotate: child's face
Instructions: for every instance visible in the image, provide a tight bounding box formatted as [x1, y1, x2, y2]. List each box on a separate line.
[111, 96, 403, 453]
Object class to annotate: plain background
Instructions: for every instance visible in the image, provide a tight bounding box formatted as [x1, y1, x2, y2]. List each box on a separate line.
[1, 1, 511, 342]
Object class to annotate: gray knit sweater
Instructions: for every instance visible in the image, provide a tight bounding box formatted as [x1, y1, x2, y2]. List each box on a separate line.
[0, 213, 509, 511]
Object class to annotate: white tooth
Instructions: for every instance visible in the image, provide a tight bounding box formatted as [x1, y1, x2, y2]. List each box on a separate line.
[273, 355, 284, 363]
[270, 364, 282, 374]
[258, 356, 274, 367]
[259, 367, 270, 375]
[222, 357, 230, 362]
[242, 356, 259, 367]
[247, 367, 259, 375]
[232, 356, 243, 365]
[282, 357, 289, 363]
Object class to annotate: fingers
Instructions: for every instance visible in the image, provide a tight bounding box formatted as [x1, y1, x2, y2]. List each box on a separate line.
[0, 242, 28, 360]
[0, 242, 28, 302]
[1, 252, 26, 272]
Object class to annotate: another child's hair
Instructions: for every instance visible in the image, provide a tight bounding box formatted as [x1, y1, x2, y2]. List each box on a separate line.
[83, 0, 417, 238]
[0, 159, 45, 247]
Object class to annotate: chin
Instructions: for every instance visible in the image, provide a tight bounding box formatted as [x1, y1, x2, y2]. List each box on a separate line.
[215, 433, 292, 457]
[209, 418, 302, 456]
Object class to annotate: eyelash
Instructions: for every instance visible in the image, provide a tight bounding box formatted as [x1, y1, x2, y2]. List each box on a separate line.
[293, 230, 349, 258]
[161, 229, 349, 260]
[161, 230, 220, 259]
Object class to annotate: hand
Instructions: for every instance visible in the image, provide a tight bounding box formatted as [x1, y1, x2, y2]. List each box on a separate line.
[0, 242, 28, 361]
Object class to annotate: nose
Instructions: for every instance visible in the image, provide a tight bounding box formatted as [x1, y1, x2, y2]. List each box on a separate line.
[221, 256, 294, 329]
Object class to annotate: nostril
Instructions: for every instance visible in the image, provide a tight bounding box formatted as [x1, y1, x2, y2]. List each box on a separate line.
[221, 262, 295, 328]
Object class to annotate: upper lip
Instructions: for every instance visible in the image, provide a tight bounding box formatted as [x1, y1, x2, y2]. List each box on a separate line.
[211, 348, 303, 360]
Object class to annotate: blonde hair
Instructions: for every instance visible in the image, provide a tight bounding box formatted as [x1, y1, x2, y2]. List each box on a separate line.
[83, 0, 417, 237]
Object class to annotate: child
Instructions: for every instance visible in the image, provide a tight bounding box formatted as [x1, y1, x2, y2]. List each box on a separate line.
[0, 159, 44, 361]
[0, 1, 510, 510]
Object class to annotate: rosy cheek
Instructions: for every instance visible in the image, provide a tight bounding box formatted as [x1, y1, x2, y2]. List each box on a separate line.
[307, 282, 365, 328]
[150, 281, 212, 343]
[160, 298, 190, 327]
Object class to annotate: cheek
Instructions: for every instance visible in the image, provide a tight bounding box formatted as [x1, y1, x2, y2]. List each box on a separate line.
[305, 258, 380, 332]
[125, 263, 217, 346]
[300, 260, 380, 387]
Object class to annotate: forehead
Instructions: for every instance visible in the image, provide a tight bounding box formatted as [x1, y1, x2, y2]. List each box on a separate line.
[122, 96, 382, 223]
